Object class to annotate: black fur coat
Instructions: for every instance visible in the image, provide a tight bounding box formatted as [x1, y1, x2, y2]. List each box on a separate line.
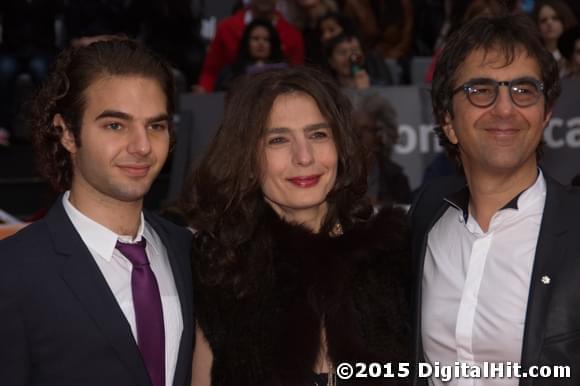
[193, 206, 411, 386]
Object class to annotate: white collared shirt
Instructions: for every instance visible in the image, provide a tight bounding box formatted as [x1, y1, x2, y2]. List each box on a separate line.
[421, 171, 546, 386]
[63, 192, 183, 386]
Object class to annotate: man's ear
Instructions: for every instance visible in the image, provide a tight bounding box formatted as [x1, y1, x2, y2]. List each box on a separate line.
[54, 114, 77, 154]
[441, 112, 459, 145]
[543, 107, 553, 128]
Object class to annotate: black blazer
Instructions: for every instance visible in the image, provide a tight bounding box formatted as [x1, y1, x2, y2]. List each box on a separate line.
[0, 198, 194, 386]
[410, 173, 580, 385]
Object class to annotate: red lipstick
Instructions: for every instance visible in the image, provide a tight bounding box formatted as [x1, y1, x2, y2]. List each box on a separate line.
[287, 175, 321, 188]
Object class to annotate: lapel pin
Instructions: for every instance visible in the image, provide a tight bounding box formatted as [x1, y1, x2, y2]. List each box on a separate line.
[541, 276, 551, 285]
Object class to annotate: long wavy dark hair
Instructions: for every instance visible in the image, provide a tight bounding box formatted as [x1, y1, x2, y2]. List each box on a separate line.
[28, 38, 175, 191]
[532, 0, 578, 35]
[231, 18, 286, 76]
[182, 66, 371, 297]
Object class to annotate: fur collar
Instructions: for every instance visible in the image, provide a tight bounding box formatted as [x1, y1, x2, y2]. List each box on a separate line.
[196, 205, 410, 385]
[266, 204, 409, 268]
[262, 205, 410, 384]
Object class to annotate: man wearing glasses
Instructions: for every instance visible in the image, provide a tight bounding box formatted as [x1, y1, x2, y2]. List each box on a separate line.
[410, 13, 580, 386]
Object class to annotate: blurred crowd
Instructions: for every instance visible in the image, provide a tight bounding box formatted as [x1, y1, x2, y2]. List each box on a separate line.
[1, 0, 580, 204]
[2, 0, 580, 143]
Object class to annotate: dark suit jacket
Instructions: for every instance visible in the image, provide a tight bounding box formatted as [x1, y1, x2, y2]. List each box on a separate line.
[410, 173, 580, 385]
[0, 198, 194, 386]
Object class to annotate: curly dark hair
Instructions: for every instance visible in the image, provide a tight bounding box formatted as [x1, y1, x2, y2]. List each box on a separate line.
[431, 13, 561, 170]
[181, 66, 372, 297]
[28, 38, 175, 192]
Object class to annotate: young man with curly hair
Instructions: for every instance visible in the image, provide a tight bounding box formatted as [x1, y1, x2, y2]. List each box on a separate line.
[0, 39, 194, 386]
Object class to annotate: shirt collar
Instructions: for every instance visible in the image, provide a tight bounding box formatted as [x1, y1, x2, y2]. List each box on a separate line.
[62, 191, 145, 262]
[445, 186, 470, 222]
[444, 169, 545, 222]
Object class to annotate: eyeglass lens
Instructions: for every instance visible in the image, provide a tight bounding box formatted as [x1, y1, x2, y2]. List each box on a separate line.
[466, 79, 542, 107]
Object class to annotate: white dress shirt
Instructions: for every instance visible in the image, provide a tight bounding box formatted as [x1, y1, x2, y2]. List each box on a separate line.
[421, 171, 546, 386]
[63, 192, 183, 386]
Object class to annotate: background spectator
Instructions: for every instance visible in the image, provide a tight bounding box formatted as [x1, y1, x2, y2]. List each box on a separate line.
[303, 11, 357, 67]
[283, 0, 337, 65]
[325, 33, 393, 90]
[216, 18, 287, 90]
[343, 0, 414, 60]
[532, 0, 578, 73]
[195, 0, 304, 92]
[558, 26, 580, 78]
[317, 11, 356, 43]
[352, 92, 411, 205]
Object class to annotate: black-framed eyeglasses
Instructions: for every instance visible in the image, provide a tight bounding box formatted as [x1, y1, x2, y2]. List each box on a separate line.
[452, 77, 545, 108]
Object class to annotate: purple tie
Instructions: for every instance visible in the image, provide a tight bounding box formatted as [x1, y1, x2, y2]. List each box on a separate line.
[116, 239, 165, 386]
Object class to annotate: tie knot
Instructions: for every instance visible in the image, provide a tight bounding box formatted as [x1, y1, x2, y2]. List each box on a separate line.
[116, 239, 149, 266]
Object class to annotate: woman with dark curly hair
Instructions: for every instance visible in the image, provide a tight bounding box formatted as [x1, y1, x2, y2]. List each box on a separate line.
[184, 66, 410, 385]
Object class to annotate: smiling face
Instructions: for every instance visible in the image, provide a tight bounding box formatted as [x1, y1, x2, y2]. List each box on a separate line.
[259, 92, 338, 230]
[60, 75, 170, 206]
[442, 47, 551, 177]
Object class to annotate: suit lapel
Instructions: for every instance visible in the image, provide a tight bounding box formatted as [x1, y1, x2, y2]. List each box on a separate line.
[47, 200, 153, 386]
[520, 177, 569, 375]
[145, 212, 194, 386]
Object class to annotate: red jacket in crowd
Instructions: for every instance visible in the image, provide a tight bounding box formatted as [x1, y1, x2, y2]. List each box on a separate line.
[198, 8, 304, 92]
